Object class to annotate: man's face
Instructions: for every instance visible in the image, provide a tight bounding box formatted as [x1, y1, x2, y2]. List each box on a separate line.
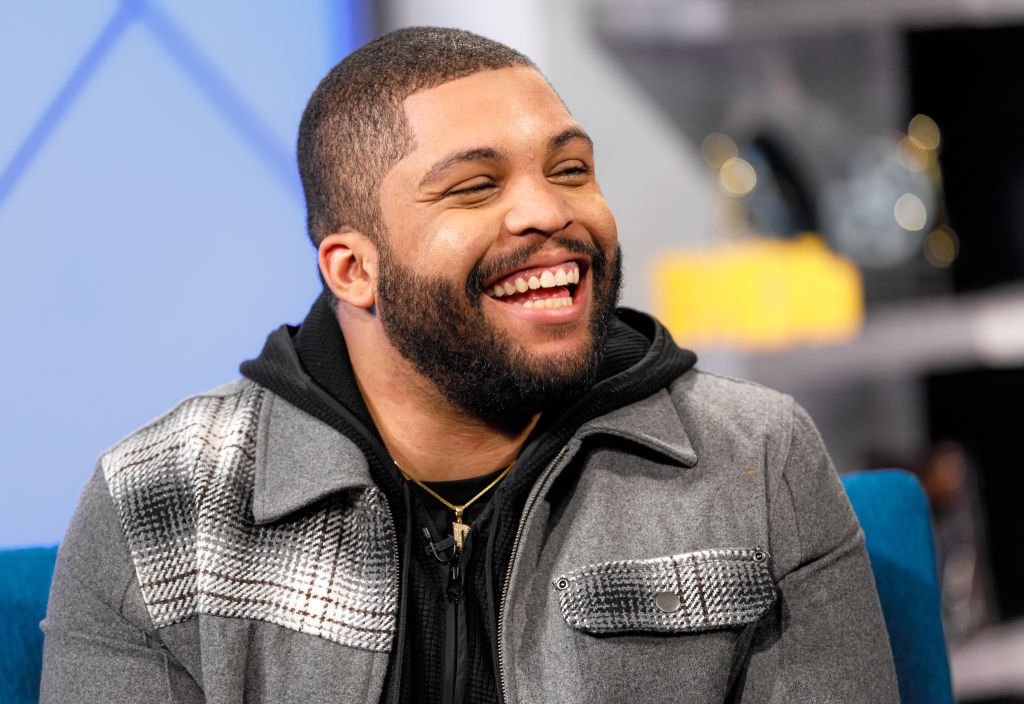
[374, 66, 621, 420]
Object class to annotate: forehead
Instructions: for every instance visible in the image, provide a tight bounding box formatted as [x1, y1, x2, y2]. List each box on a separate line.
[400, 67, 579, 160]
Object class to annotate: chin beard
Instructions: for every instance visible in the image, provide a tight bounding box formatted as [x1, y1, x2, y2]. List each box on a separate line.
[375, 237, 622, 423]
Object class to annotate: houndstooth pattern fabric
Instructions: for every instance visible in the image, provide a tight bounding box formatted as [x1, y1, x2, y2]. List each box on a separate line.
[553, 547, 775, 635]
[103, 383, 398, 652]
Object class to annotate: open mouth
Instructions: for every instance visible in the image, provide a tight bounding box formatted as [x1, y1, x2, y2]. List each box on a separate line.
[485, 261, 582, 309]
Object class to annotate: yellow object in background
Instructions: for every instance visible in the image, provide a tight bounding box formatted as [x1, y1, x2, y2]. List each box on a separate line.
[653, 235, 863, 351]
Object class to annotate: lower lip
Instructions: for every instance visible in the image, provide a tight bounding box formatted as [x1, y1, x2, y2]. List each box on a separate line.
[482, 274, 590, 323]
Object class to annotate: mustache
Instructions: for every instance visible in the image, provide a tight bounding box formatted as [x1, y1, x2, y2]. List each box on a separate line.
[466, 237, 609, 302]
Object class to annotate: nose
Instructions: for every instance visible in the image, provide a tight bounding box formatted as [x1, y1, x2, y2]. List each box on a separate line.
[502, 176, 574, 237]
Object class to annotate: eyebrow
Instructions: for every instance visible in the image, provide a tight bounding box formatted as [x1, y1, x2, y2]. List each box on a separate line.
[419, 148, 504, 189]
[549, 127, 594, 152]
[417, 127, 595, 190]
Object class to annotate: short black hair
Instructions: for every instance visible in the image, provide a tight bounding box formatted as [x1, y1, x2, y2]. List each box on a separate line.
[297, 26, 536, 246]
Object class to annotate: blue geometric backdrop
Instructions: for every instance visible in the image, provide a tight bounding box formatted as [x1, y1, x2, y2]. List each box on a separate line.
[0, 1, 368, 547]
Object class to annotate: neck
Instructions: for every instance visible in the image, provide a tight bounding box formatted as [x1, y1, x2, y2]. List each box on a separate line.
[341, 308, 539, 482]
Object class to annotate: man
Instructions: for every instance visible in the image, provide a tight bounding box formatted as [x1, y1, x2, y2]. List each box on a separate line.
[41, 27, 898, 704]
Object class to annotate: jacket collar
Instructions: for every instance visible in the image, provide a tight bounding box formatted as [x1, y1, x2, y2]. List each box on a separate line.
[252, 391, 375, 525]
[576, 387, 698, 467]
[251, 381, 698, 524]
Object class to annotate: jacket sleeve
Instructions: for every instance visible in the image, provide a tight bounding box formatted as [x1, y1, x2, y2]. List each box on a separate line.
[40, 464, 204, 703]
[740, 403, 900, 703]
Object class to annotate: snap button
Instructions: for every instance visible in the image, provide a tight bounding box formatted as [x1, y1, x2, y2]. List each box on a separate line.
[654, 591, 681, 613]
[555, 578, 569, 591]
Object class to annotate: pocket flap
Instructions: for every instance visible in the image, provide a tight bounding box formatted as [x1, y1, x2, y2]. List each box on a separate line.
[552, 547, 776, 635]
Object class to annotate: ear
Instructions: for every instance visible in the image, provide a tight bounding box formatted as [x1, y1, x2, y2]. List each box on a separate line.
[318, 228, 378, 309]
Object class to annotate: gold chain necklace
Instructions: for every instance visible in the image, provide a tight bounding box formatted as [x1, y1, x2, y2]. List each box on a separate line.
[394, 459, 515, 551]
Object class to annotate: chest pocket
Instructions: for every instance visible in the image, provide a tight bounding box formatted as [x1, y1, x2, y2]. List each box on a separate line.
[552, 547, 776, 635]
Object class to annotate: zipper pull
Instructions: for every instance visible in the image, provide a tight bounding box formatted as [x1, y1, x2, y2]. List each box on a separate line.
[446, 558, 463, 603]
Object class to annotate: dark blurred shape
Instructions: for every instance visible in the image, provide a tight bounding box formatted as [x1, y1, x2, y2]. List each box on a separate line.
[928, 368, 1024, 619]
[743, 133, 818, 236]
[920, 442, 997, 642]
[909, 25, 1024, 293]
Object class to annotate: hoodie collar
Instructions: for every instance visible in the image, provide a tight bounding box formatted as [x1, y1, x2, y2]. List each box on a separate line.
[251, 377, 699, 524]
[244, 296, 699, 524]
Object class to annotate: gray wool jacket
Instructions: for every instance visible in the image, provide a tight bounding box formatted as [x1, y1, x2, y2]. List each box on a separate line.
[41, 370, 899, 703]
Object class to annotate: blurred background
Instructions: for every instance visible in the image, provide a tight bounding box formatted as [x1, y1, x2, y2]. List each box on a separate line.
[3, 0, 1023, 700]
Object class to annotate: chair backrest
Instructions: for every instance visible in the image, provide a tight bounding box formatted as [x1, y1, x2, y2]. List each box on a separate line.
[842, 470, 954, 704]
[0, 545, 58, 704]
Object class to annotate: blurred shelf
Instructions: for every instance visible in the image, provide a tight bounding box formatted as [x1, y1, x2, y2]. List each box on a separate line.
[595, 0, 1024, 43]
[744, 284, 1024, 387]
[951, 619, 1024, 699]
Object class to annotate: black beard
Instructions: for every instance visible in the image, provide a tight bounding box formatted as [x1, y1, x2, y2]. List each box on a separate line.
[375, 237, 622, 424]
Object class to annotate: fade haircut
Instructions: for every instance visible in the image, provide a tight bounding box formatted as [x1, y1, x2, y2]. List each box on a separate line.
[297, 26, 536, 247]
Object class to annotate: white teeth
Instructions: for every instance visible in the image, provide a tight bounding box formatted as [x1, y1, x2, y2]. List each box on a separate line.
[521, 296, 573, 309]
[488, 264, 580, 298]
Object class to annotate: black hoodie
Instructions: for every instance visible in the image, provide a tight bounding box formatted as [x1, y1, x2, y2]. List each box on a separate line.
[241, 294, 696, 704]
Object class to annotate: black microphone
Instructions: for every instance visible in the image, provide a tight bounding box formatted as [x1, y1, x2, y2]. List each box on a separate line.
[421, 526, 457, 564]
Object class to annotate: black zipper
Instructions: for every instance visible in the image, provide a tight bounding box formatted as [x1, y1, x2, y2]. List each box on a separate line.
[423, 526, 469, 704]
[444, 554, 467, 704]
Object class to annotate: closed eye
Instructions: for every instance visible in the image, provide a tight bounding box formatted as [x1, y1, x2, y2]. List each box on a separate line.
[446, 177, 497, 199]
[450, 182, 494, 195]
[550, 162, 591, 184]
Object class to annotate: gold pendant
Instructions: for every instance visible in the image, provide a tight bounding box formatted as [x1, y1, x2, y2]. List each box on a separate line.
[453, 518, 471, 551]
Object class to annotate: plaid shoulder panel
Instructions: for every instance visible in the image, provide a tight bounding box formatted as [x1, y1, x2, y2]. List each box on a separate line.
[103, 383, 398, 653]
[552, 547, 775, 635]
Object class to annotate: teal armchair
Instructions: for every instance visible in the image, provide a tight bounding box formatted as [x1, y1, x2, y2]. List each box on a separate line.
[0, 546, 57, 704]
[842, 469, 955, 704]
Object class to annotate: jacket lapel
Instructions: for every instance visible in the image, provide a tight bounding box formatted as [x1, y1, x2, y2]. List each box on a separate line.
[252, 391, 376, 524]
[577, 388, 698, 467]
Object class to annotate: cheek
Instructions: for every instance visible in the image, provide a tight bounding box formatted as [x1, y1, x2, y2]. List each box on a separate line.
[424, 221, 490, 269]
[382, 203, 488, 271]
[577, 194, 618, 245]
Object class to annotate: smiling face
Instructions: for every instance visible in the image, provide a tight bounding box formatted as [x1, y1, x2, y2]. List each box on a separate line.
[373, 66, 621, 420]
